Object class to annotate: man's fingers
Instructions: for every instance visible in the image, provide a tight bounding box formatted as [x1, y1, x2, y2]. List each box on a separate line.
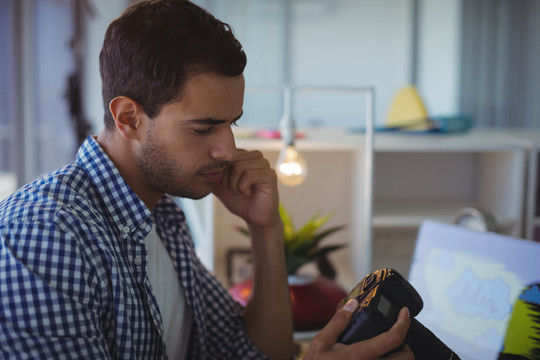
[304, 306, 413, 360]
[224, 159, 272, 196]
[222, 150, 272, 196]
[311, 299, 359, 348]
[238, 168, 276, 196]
[350, 307, 411, 358]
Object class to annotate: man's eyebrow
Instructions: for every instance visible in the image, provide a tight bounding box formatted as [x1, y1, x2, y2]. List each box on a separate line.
[184, 111, 243, 125]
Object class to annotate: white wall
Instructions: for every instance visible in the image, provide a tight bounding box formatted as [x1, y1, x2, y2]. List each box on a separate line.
[88, 0, 400, 127]
[200, 0, 463, 128]
[83, 0, 130, 133]
[205, 0, 414, 127]
[417, 0, 462, 117]
[292, 0, 413, 127]
[83, 0, 463, 129]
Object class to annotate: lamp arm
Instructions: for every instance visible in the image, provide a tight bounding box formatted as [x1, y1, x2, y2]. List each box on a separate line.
[279, 87, 295, 146]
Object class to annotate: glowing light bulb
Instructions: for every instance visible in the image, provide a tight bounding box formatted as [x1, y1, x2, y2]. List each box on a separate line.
[276, 145, 307, 186]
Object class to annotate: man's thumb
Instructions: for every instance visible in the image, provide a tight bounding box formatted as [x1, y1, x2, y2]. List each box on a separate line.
[317, 298, 359, 344]
[342, 298, 359, 313]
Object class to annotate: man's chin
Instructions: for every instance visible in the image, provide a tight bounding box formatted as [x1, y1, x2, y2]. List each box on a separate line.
[183, 192, 211, 200]
[167, 184, 214, 200]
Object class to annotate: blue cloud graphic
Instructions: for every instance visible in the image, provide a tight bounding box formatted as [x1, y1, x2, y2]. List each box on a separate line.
[446, 268, 512, 321]
[519, 285, 540, 305]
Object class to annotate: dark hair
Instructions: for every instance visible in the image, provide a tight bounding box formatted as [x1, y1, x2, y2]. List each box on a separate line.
[99, 0, 247, 130]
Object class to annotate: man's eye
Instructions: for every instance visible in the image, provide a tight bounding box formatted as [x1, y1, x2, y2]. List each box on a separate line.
[231, 119, 240, 127]
[193, 127, 213, 135]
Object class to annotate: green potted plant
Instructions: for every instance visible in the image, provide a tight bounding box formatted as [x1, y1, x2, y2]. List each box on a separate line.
[229, 203, 348, 331]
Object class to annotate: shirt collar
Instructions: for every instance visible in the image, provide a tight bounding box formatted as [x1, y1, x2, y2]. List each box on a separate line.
[75, 136, 152, 239]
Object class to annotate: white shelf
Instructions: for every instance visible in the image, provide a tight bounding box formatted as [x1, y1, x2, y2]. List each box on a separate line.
[373, 199, 517, 230]
[234, 128, 366, 151]
[235, 128, 526, 153]
[205, 128, 529, 289]
[374, 199, 475, 228]
[373, 129, 525, 152]
[214, 129, 373, 289]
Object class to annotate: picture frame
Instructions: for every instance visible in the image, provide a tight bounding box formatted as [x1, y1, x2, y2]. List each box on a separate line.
[226, 247, 253, 287]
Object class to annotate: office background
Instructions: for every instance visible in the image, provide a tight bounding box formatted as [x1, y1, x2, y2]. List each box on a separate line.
[1, 0, 539, 193]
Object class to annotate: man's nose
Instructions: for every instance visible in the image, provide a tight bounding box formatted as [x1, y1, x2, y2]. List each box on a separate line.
[210, 128, 237, 161]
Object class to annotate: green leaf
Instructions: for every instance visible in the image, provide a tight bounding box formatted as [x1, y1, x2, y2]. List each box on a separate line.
[288, 239, 318, 257]
[285, 254, 311, 276]
[287, 224, 346, 257]
[279, 203, 296, 244]
[311, 225, 347, 246]
[296, 211, 332, 241]
[308, 244, 347, 259]
[234, 226, 250, 238]
[234, 203, 346, 276]
[285, 212, 328, 252]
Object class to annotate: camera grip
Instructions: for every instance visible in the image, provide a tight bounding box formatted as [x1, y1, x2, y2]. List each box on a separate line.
[406, 318, 461, 360]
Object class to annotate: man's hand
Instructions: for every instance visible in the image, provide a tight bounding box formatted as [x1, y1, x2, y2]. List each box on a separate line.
[213, 149, 293, 359]
[212, 149, 280, 228]
[304, 300, 415, 360]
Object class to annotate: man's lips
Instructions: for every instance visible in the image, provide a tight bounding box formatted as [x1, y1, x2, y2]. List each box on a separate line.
[200, 168, 226, 183]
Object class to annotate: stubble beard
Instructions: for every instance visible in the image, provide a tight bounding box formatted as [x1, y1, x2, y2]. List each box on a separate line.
[137, 141, 213, 200]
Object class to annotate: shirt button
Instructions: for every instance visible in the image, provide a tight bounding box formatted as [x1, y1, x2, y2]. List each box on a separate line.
[122, 226, 131, 234]
[133, 256, 142, 265]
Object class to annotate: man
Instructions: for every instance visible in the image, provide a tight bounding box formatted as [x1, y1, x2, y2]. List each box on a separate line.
[0, 0, 413, 359]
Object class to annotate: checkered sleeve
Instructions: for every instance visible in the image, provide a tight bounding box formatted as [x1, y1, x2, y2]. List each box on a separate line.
[194, 257, 271, 360]
[0, 219, 111, 359]
[156, 196, 275, 359]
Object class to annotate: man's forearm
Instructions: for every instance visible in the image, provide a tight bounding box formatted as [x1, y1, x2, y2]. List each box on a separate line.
[243, 223, 294, 360]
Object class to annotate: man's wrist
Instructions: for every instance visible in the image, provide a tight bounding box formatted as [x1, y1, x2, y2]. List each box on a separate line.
[247, 219, 283, 240]
[247, 220, 284, 258]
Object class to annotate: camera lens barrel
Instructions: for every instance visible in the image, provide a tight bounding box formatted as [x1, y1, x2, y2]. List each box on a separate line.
[406, 318, 462, 360]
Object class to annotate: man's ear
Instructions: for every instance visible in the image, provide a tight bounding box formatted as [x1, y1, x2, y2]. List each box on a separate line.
[109, 96, 145, 140]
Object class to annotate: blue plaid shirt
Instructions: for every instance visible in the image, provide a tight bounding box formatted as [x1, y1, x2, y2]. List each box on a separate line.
[0, 136, 268, 360]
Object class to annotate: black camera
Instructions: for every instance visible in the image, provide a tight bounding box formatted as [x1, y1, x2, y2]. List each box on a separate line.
[337, 268, 461, 360]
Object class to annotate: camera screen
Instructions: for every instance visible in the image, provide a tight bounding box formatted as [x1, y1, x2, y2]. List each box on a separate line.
[377, 294, 392, 316]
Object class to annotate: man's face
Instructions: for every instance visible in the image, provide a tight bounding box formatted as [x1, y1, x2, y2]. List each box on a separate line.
[135, 72, 245, 200]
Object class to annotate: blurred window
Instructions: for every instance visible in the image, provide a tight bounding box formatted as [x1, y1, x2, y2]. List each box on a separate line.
[0, 0, 78, 200]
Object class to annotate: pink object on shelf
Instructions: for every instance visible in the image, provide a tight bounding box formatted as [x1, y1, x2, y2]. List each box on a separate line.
[254, 129, 306, 140]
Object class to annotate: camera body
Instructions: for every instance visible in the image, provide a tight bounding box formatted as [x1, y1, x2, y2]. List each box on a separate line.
[337, 268, 461, 360]
[337, 268, 422, 344]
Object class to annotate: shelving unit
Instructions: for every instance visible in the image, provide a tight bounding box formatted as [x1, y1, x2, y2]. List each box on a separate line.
[373, 132, 526, 235]
[208, 129, 528, 289]
[371, 131, 527, 275]
[212, 129, 371, 290]
[492, 131, 540, 242]
[528, 146, 540, 241]
[532, 146, 540, 241]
